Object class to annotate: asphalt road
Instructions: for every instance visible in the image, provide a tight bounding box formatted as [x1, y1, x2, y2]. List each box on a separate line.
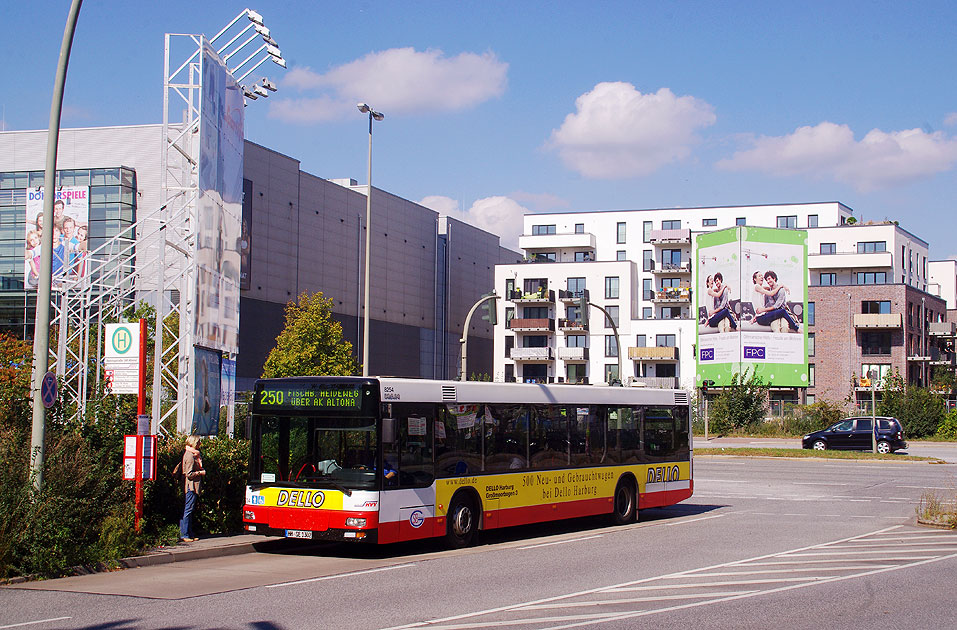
[3, 456, 956, 630]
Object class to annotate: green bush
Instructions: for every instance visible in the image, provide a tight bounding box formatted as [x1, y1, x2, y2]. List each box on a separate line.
[878, 375, 945, 438]
[708, 370, 769, 434]
[935, 410, 957, 440]
[783, 400, 846, 435]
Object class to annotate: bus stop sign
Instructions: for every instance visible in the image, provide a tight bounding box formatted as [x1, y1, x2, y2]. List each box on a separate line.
[40, 371, 57, 408]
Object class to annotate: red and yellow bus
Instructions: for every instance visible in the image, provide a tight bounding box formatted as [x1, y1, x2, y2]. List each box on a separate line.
[242, 377, 692, 546]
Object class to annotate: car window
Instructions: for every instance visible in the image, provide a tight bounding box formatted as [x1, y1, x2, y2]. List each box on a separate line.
[878, 419, 899, 431]
[856, 419, 873, 432]
[832, 420, 854, 431]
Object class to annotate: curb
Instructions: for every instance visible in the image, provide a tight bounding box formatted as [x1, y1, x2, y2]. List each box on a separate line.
[116, 539, 262, 569]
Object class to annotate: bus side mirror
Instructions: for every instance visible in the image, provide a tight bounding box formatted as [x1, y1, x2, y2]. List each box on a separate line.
[382, 417, 396, 443]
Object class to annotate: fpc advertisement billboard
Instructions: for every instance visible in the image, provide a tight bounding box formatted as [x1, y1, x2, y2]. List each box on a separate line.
[695, 226, 808, 388]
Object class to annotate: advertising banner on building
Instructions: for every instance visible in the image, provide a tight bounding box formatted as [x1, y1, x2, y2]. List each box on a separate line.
[25, 186, 90, 289]
[192, 345, 222, 436]
[195, 38, 244, 354]
[696, 226, 808, 388]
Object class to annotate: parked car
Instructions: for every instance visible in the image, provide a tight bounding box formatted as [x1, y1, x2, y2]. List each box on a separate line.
[802, 416, 907, 454]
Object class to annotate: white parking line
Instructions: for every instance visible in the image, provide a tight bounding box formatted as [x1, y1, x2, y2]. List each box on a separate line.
[0, 619, 72, 630]
[516, 591, 759, 611]
[793, 482, 850, 486]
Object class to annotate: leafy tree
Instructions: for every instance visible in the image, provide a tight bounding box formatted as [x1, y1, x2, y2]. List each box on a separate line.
[708, 369, 769, 434]
[877, 371, 944, 438]
[262, 292, 359, 378]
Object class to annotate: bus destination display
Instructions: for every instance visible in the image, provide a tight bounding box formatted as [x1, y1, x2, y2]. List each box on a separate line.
[256, 385, 364, 411]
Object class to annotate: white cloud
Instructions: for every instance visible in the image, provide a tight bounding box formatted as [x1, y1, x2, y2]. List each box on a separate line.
[547, 82, 716, 179]
[270, 48, 507, 123]
[718, 122, 957, 191]
[420, 195, 527, 250]
[945, 112, 957, 127]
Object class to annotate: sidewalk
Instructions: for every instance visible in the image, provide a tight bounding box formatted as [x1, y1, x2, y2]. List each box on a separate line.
[116, 533, 282, 569]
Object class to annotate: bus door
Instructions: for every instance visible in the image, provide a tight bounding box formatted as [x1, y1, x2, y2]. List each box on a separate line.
[380, 402, 436, 541]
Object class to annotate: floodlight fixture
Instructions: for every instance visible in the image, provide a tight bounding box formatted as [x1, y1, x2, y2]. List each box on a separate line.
[254, 24, 270, 37]
[271, 56, 286, 68]
[262, 34, 277, 46]
[266, 44, 282, 58]
[357, 103, 370, 113]
[242, 86, 258, 99]
[260, 77, 277, 91]
[247, 10, 264, 26]
[252, 84, 270, 97]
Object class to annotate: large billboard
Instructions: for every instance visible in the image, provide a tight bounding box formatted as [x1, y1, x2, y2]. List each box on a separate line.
[25, 186, 90, 289]
[696, 226, 808, 388]
[195, 38, 244, 354]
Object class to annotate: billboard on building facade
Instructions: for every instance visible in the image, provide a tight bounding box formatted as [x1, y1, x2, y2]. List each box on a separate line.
[696, 226, 808, 388]
[25, 186, 90, 289]
[192, 345, 222, 436]
[195, 38, 243, 354]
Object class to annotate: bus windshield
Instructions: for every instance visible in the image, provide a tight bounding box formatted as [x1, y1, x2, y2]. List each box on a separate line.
[251, 415, 379, 491]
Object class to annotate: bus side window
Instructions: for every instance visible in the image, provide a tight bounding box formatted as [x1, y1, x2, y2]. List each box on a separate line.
[391, 403, 435, 488]
[570, 406, 602, 466]
[644, 407, 677, 461]
[529, 404, 567, 469]
[438, 404, 481, 477]
[485, 404, 528, 472]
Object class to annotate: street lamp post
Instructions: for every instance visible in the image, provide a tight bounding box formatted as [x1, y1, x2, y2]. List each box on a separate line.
[357, 103, 384, 377]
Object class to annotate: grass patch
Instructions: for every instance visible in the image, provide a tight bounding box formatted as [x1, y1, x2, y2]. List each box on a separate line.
[695, 447, 942, 462]
[916, 491, 957, 528]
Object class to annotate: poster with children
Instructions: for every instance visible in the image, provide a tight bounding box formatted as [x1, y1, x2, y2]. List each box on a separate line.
[25, 186, 90, 289]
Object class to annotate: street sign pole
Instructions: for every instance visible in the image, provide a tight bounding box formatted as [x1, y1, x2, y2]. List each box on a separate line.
[135, 318, 147, 532]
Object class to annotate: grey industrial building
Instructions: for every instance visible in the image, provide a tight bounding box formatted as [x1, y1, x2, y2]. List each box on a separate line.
[0, 124, 520, 389]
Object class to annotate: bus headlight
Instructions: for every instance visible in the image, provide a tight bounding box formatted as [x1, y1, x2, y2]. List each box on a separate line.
[345, 517, 367, 527]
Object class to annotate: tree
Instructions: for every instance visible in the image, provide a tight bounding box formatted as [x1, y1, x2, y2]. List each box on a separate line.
[877, 371, 944, 438]
[708, 369, 769, 434]
[262, 292, 359, 378]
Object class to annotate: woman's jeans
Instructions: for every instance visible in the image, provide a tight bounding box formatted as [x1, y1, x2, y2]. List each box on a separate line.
[180, 490, 198, 539]
[756, 308, 800, 331]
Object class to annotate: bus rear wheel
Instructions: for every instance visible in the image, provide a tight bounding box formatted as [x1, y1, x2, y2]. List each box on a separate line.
[446, 494, 478, 548]
[612, 478, 636, 525]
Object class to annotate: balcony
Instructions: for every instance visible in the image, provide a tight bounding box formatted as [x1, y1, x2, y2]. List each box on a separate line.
[510, 288, 555, 304]
[557, 318, 588, 332]
[853, 313, 903, 329]
[929, 321, 956, 337]
[557, 347, 589, 362]
[809, 250, 893, 270]
[652, 287, 691, 303]
[628, 346, 679, 361]
[649, 228, 691, 244]
[559, 289, 589, 304]
[628, 376, 679, 388]
[507, 318, 555, 332]
[510, 347, 554, 362]
[518, 231, 596, 252]
[651, 261, 691, 275]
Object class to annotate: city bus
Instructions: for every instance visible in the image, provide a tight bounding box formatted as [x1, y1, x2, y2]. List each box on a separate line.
[242, 377, 692, 546]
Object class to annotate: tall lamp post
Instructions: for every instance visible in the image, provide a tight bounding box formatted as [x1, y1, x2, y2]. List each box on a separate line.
[357, 103, 384, 377]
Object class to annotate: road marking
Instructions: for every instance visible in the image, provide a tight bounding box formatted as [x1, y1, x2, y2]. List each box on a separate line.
[693, 478, 751, 483]
[266, 563, 415, 588]
[518, 535, 603, 550]
[0, 619, 71, 630]
[792, 482, 850, 486]
[897, 485, 954, 490]
[517, 591, 760, 610]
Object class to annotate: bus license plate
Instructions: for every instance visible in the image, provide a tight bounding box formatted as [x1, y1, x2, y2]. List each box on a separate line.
[285, 529, 312, 539]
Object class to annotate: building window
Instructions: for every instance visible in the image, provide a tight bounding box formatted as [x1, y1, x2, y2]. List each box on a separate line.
[856, 271, 887, 285]
[661, 306, 682, 319]
[574, 251, 590, 262]
[616, 222, 626, 244]
[808, 214, 818, 228]
[524, 278, 547, 293]
[857, 241, 886, 253]
[861, 363, 891, 383]
[617, 250, 627, 261]
[532, 252, 556, 262]
[861, 331, 892, 355]
[574, 223, 584, 234]
[505, 307, 515, 324]
[736, 217, 746, 226]
[862, 300, 891, 314]
[605, 276, 619, 299]
[523, 306, 548, 318]
[642, 250, 654, 271]
[808, 364, 815, 387]
[806, 393, 815, 404]
[643, 278, 653, 301]
[662, 248, 682, 267]
[642, 307, 653, 319]
[605, 364, 620, 385]
[523, 335, 548, 348]
[605, 335, 619, 357]
[702, 218, 717, 227]
[662, 219, 680, 230]
[636, 334, 646, 347]
[820, 243, 836, 254]
[643, 220, 652, 242]
[807, 302, 815, 326]
[777, 215, 797, 229]
[567, 334, 586, 348]
[657, 363, 677, 377]
[567, 278, 586, 296]
[819, 273, 836, 286]
[808, 332, 815, 357]
[605, 305, 619, 327]
[656, 334, 676, 347]
[532, 224, 556, 235]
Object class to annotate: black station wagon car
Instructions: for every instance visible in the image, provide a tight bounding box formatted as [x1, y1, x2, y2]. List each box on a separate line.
[802, 416, 907, 454]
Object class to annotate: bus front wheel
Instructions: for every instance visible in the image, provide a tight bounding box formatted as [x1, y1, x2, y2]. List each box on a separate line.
[612, 479, 636, 525]
[446, 494, 478, 548]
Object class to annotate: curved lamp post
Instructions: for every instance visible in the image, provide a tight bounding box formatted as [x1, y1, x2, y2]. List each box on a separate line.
[357, 103, 383, 377]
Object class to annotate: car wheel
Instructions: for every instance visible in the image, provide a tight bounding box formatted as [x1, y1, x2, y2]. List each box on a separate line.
[446, 494, 478, 548]
[877, 440, 892, 454]
[611, 478, 636, 525]
[812, 440, 827, 451]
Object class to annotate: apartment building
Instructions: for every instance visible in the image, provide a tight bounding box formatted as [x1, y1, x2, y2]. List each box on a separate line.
[493, 203, 954, 407]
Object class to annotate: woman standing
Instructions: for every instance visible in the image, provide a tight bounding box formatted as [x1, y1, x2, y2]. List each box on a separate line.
[180, 435, 206, 542]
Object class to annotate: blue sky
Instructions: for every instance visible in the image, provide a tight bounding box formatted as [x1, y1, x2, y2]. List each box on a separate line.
[4, 1, 956, 254]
